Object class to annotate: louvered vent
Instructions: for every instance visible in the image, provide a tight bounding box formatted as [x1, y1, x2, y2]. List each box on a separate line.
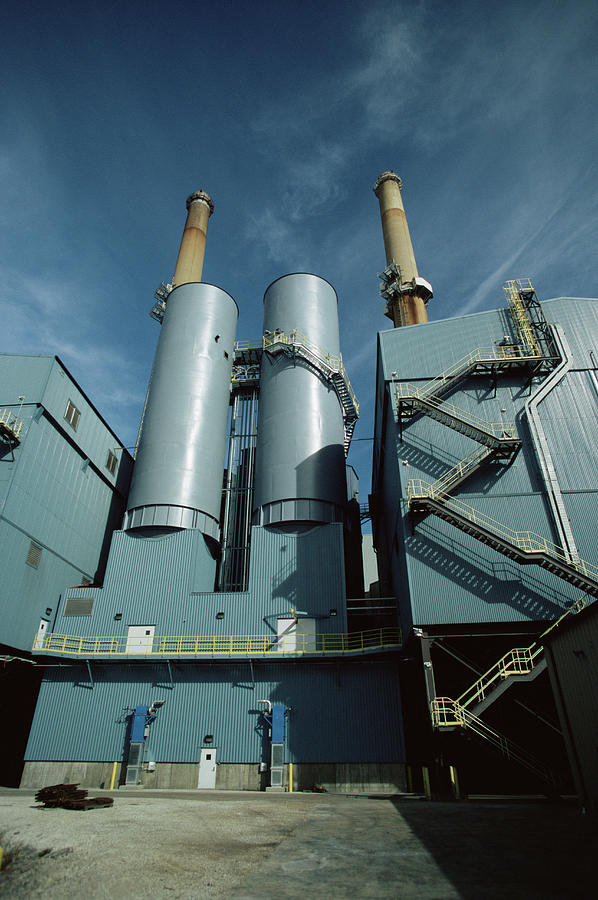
[26, 542, 42, 568]
[63, 597, 95, 616]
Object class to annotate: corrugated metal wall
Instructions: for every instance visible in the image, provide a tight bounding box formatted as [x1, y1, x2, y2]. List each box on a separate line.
[374, 297, 598, 628]
[0, 355, 132, 652]
[25, 658, 405, 764]
[545, 602, 598, 813]
[51, 521, 349, 642]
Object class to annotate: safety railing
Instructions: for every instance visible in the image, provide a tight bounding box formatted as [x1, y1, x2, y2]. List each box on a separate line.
[262, 330, 359, 415]
[395, 383, 517, 440]
[503, 279, 541, 356]
[457, 645, 545, 709]
[33, 626, 402, 657]
[426, 446, 493, 496]
[407, 480, 598, 581]
[410, 344, 543, 403]
[430, 697, 556, 784]
[439, 597, 587, 715]
[0, 409, 23, 440]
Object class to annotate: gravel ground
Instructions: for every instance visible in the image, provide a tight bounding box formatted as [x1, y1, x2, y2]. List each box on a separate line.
[1, 791, 596, 899]
[0, 792, 314, 900]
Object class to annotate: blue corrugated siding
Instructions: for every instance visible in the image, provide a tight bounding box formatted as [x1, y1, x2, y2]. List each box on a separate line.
[42, 360, 131, 485]
[0, 519, 94, 649]
[25, 659, 405, 764]
[542, 298, 598, 368]
[50, 522, 348, 644]
[375, 297, 598, 628]
[0, 361, 132, 652]
[248, 524, 347, 632]
[4, 416, 120, 575]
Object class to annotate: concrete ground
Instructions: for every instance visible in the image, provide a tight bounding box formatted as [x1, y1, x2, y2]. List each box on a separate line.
[0, 789, 595, 899]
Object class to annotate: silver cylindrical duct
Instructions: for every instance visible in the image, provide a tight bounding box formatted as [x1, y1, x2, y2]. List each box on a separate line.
[253, 273, 346, 527]
[125, 282, 238, 539]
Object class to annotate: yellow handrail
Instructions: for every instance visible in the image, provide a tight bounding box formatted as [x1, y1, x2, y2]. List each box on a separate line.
[407, 480, 598, 581]
[395, 383, 517, 439]
[412, 344, 542, 403]
[33, 626, 402, 657]
[0, 409, 23, 439]
[430, 697, 556, 783]
[503, 279, 541, 355]
[262, 330, 359, 416]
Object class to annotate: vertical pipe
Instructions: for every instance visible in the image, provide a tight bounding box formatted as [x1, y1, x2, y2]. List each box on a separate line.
[373, 171, 431, 327]
[172, 190, 214, 287]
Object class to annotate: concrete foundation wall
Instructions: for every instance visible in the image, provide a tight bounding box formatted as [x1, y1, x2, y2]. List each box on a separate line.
[21, 761, 123, 791]
[21, 761, 407, 793]
[292, 763, 407, 793]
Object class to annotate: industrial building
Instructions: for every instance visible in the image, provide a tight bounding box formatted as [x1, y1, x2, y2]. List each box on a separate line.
[2, 174, 597, 797]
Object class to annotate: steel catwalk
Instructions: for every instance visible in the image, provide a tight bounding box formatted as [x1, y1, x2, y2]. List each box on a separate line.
[253, 273, 346, 526]
[125, 282, 238, 539]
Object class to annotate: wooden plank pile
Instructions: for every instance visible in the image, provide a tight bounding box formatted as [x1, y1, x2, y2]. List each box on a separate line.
[35, 783, 114, 810]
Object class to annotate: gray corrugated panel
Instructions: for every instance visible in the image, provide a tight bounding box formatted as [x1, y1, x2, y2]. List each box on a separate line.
[542, 298, 598, 368]
[26, 659, 405, 764]
[401, 495, 584, 627]
[248, 524, 347, 632]
[380, 305, 513, 382]
[0, 519, 95, 651]
[558, 493, 598, 569]
[539, 371, 598, 491]
[50, 521, 350, 646]
[57, 529, 218, 637]
[42, 359, 131, 483]
[0, 354, 54, 403]
[3, 415, 120, 575]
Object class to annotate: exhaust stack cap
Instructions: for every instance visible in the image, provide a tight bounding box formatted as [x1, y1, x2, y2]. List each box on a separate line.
[373, 170, 402, 196]
[186, 190, 214, 215]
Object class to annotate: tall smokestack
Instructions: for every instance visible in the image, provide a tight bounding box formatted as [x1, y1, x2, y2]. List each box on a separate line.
[172, 190, 214, 286]
[373, 171, 432, 327]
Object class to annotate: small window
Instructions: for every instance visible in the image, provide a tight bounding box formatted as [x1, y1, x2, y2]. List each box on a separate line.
[63, 597, 95, 616]
[216, 611, 225, 620]
[223, 351, 229, 360]
[106, 450, 118, 475]
[26, 542, 42, 569]
[64, 400, 80, 431]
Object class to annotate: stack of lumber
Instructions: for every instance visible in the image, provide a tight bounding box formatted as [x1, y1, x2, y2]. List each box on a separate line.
[35, 783, 114, 810]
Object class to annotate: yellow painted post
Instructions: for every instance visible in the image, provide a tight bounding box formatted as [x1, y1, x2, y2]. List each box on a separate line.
[109, 761, 118, 791]
[288, 763, 293, 792]
[422, 766, 432, 800]
[449, 765, 461, 800]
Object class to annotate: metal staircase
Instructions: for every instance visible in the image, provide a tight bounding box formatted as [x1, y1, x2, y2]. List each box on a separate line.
[429, 597, 587, 784]
[434, 596, 587, 718]
[408, 483, 598, 597]
[431, 697, 559, 786]
[262, 330, 359, 455]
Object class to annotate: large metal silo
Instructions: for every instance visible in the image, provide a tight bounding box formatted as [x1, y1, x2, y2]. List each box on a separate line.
[125, 281, 238, 539]
[253, 273, 346, 527]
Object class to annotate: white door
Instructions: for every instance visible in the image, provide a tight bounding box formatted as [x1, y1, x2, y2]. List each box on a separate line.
[33, 619, 49, 650]
[276, 617, 315, 652]
[197, 747, 217, 789]
[126, 625, 155, 654]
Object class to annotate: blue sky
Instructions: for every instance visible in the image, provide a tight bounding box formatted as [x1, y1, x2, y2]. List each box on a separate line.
[3, 0, 597, 496]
